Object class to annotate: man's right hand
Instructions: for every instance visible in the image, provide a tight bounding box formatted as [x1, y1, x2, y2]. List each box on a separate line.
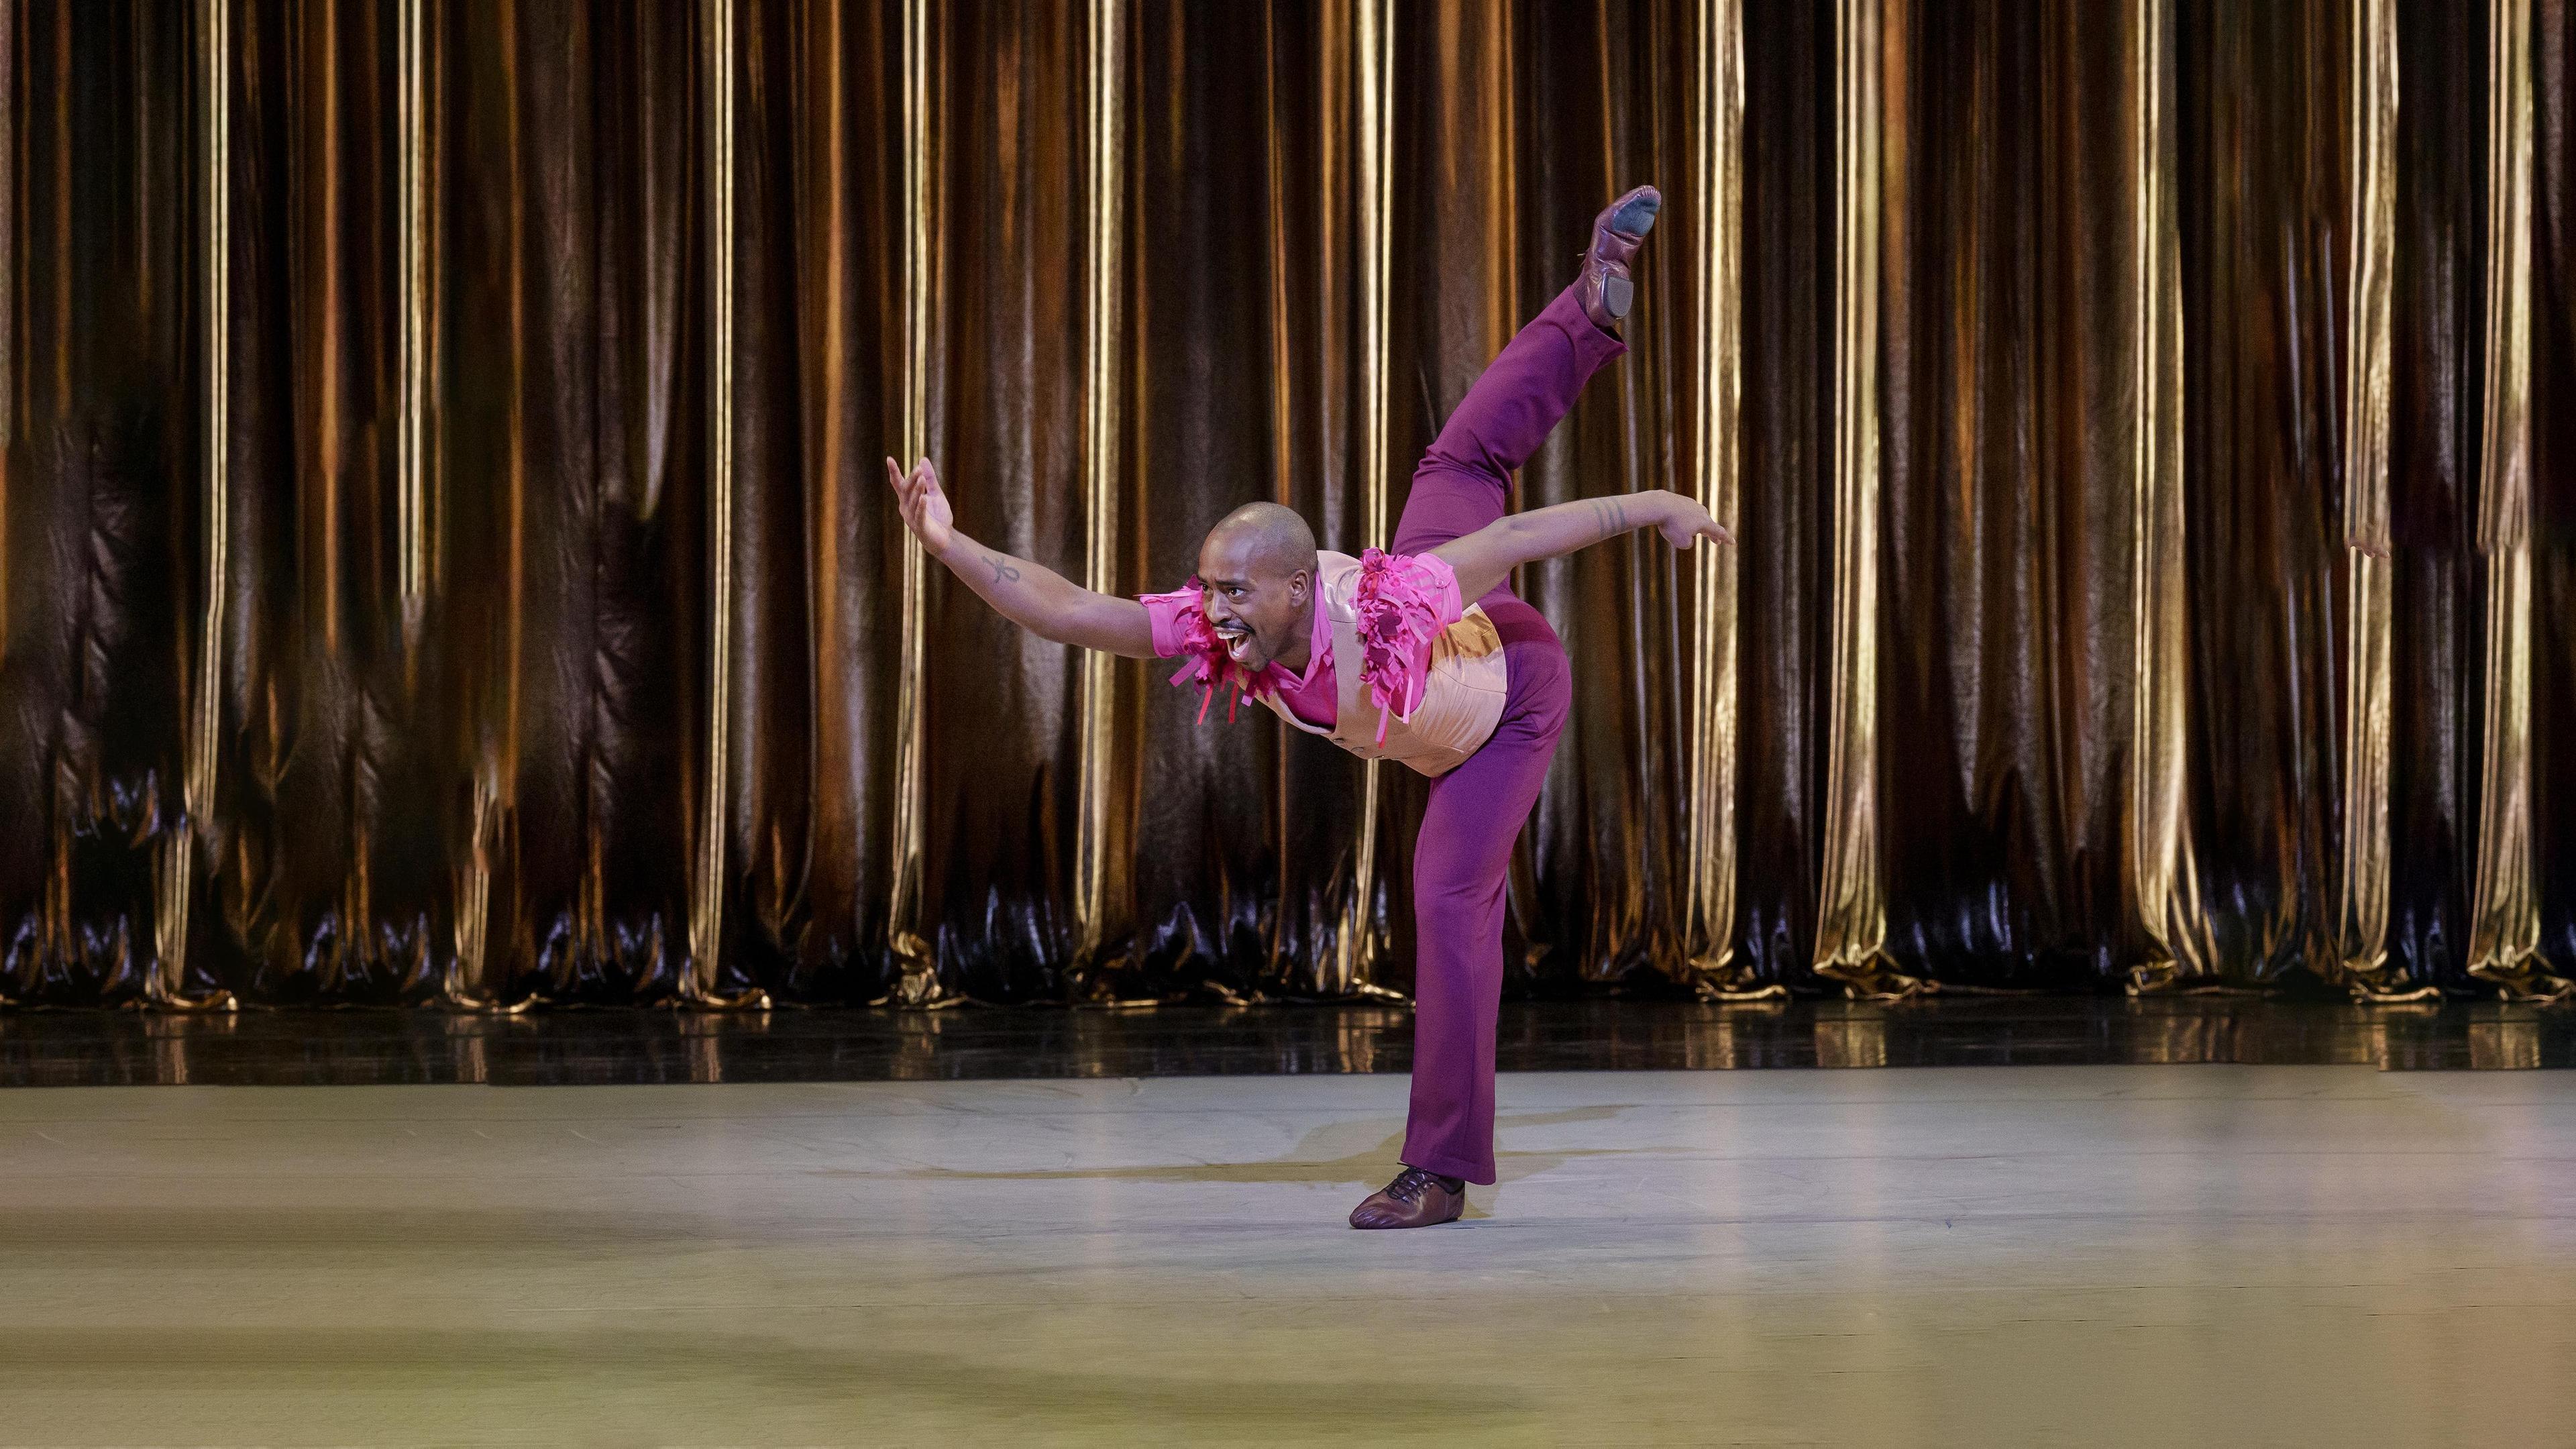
[882, 452, 1157, 659]
[886, 455, 955, 556]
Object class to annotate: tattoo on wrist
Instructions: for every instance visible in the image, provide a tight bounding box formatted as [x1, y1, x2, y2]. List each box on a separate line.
[984, 552, 1023, 586]
[1587, 499, 1631, 543]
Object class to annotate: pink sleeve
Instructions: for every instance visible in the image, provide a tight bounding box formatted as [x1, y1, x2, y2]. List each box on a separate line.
[1352, 549, 1466, 739]
[1136, 584, 1201, 659]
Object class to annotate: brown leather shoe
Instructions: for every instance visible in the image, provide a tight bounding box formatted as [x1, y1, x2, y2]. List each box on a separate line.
[1578, 184, 1662, 332]
[1348, 1166, 1466, 1230]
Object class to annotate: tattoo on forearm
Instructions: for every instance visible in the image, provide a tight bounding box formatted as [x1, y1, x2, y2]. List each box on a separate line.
[983, 552, 1023, 586]
[1587, 499, 1630, 543]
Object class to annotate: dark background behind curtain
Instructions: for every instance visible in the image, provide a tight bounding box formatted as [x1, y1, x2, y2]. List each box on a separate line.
[0, 0, 2561, 1005]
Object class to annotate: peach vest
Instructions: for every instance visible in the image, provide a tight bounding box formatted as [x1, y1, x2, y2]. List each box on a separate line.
[1256, 549, 1510, 777]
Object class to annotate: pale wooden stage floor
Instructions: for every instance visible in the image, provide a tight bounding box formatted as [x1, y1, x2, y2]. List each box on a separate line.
[5, 1067, 2573, 1446]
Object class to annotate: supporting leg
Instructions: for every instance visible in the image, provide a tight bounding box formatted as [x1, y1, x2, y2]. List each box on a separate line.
[1395, 636, 1572, 1186]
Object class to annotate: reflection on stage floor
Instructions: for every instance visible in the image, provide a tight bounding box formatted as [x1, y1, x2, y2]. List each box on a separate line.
[3, 994, 2572, 1087]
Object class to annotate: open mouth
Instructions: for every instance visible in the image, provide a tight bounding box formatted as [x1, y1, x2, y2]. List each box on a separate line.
[1214, 624, 1253, 662]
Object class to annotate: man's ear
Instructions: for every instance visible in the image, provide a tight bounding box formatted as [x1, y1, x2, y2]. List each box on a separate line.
[1291, 569, 1311, 605]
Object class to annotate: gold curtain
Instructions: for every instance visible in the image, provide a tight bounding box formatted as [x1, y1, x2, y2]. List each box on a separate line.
[2375, 0, 2517, 999]
[2330, 0, 2410, 1000]
[2472, 0, 2573, 1000]
[0, 0, 2565, 1007]
[1861, 0, 2213, 995]
[1809, 0, 1889, 997]
[2532, 0, 2576, 991]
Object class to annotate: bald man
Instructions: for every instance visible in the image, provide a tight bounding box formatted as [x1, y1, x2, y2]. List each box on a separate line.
[887, 186, 1731, 1228]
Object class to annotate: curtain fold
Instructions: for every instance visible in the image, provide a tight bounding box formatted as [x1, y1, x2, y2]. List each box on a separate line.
[1731, 0, 1836, 991]
[1483, 0, 1690, 990]
[724, 0, 904, 1002]
[907, 0, 1091, 998]
[1, 0, 2566, 1005]
[1121, 0, 1369, 1000]
[433, 0, 708, 1005]
[2382, 0, 2493, 991]
[207, 0, 437, 1003]
[2527, 0, 2575, 983]
[0, 1, 194, 1005]
[2169, 0, 2351, 988]
[1872, 0, 2147, 990]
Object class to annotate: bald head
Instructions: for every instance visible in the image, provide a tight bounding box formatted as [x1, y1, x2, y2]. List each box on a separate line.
[1193, 502, 1321, 675]
[1203, 501, 1318, 578]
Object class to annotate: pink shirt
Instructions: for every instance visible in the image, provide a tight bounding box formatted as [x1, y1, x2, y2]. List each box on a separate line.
[1271, 636, 1340, 728]
[1138, 551, 1464, 737]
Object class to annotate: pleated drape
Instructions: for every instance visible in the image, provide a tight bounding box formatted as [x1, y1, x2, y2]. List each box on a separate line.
[2169, 0, 2346, 989]
[0, 2, 194, 1005]
[2534, 0, 2576, 980]
[1733, 0, 1837, 992]
[1871, 0, 2159, 989]
[2381, 0, 2495, 994]
[3, 0, 2569, 1006]
[725, 0, 904, 1002]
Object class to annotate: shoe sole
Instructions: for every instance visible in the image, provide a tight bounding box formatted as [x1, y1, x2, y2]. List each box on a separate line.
[1347, 1197, 1468, 1228]
[1602, 272, 1633, 321]
[1609, 192, 1660, 237]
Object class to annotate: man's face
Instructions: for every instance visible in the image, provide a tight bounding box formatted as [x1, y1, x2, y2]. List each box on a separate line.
[1195, 530, 1312, 673]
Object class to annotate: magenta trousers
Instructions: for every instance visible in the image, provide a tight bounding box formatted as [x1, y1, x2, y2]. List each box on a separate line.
[1385, 282, 1625, 1184]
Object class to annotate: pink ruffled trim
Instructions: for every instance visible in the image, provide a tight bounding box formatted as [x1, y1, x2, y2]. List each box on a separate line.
[1352, 549, 1464, 744]
[1147, 580, 1264, 724]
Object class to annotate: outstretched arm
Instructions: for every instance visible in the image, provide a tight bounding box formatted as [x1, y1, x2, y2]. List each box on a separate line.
[1430, 489, 1733, 601]
[886, 457, 1158, 659]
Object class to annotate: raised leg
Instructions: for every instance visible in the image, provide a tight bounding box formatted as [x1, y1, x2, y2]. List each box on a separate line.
[1391, 183, 1660, 568]
[1390, 283, 1629, 564]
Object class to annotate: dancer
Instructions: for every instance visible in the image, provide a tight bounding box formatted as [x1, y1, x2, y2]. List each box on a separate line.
[885, 186, 1728, 1228]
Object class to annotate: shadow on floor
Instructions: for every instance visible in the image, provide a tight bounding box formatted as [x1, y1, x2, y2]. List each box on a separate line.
[888, 1104, 1660, 1199]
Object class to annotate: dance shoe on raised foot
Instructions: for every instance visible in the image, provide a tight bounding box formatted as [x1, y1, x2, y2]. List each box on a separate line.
[1578, 184, 1662, 333]
[1348, 1166, 1468, 1229]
